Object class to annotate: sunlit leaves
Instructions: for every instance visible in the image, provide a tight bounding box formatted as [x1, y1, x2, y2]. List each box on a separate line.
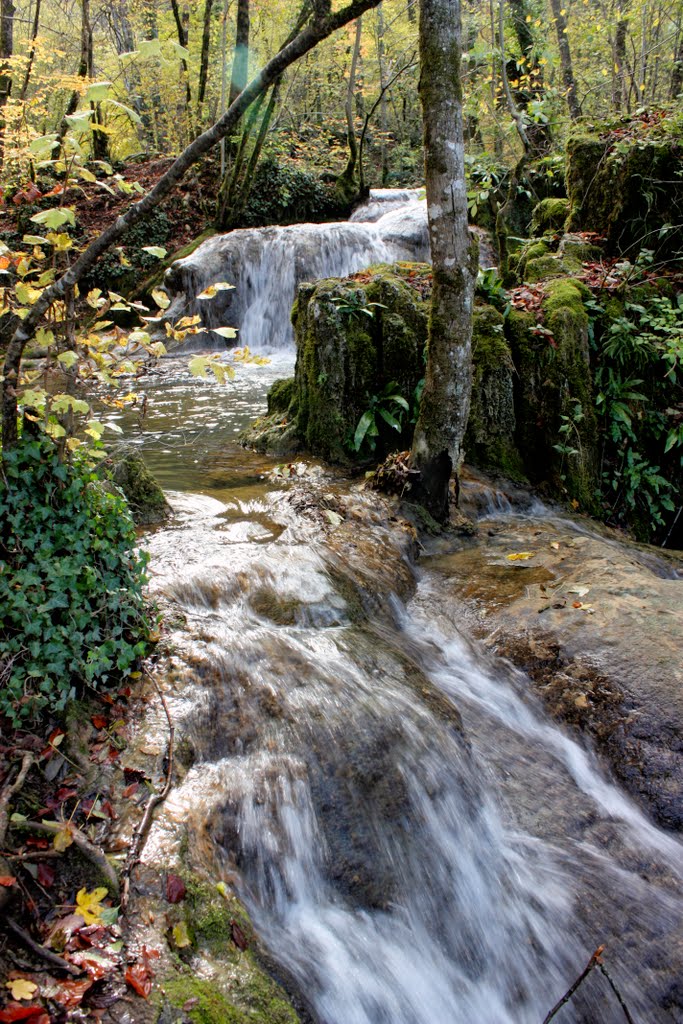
[151, 288, 171, 310]
[30, 208, 76, 231]
[142, 246, 167, 259]
[196, 281, 235, 299]
[75, 887, 108, 925]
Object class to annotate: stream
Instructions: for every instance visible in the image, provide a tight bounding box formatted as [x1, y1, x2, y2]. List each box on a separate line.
[119, 194, 683, 1023]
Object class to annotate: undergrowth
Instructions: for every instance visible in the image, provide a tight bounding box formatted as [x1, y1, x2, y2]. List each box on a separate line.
[0, 433, 153, 725]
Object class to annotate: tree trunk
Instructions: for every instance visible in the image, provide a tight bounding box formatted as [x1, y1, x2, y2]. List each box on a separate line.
[613, 18, 628, 111]
[19, 0, 41, 100]
[340, 15, 362, 185]
[229, 0, 250, 105]
[671, 20, 683, 99]
[170, 0, 192, 110]
[1, 0, 384, 451]
[548, 0, 580, 119]
[506, 0, 551, 155]
[0, 0, 15, 168]
[409, 0, 477, 521]
[377, 4, 388, 184]
[197, 0, 215, 116]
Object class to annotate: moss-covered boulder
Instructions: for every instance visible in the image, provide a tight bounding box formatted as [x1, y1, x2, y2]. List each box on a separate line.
[524, 251, 583, 284]
[530, 197, 570, 235]
[467, 306, 525, 479]
[291, 265, 429, 464]
[566, 126, 683, 257]
[507, 278, 598, 509]
[110, 453, 170, 526]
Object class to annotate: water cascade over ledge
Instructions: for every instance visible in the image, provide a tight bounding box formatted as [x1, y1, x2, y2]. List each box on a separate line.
[161, 190, 495, 353]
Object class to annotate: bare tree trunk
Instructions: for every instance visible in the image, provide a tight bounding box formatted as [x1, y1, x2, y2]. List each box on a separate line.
[170, 0, 192, 110]
[1, 0, 384, 451]
[548, 0, 580, 118]
[229, 0, 250, 105]
[0, 0, 15, 168]
[672, 19, 683, 98]
[377, 4, 388, 184]
[197, 0, 215, 117]
[19, 0, 40, 100]
[409, 0, 477, 521]
[613, 17, 628, 110]
[340, 15, 362, 185]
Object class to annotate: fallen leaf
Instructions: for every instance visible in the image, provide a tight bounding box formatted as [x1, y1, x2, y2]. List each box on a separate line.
[5, 981, 38, 1001]
[550, 542, 560, 551]
[166, 874, 186, 904]
[230, 921, 248, 951]
[323, 509, 343, 528]
[91, 715, 108, 730]
[51, 978, 92, 1011]
[75, 887, 108, 925]
[171, 922, 191, 948]
[0, 876, 16, 887]
[37, 863, 55, 889]
[574, 694, 589, 709]
[567, 585, 590, 597]
[0, 1005, 46, 1022]
[52, 828, 73, 853]
[506, 552, 535, 561]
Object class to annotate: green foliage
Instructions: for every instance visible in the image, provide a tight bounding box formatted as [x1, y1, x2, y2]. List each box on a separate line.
[0, 433, 152, 725]
[352, 382, 409, 453]
[240, 156, 350, 227]
[590, 292, 682, 536]
[330, 292, 387, 321]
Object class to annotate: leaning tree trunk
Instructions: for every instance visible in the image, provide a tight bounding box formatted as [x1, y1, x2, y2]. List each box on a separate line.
[409, 0, 478, 521]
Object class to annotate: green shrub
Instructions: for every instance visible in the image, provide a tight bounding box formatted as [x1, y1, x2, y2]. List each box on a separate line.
[0, 434, 152, 725]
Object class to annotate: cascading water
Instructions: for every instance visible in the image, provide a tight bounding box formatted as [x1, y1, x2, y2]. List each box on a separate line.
[125, 370, 683, 1023]
[121, 190, 682, 1022]
[162, 190, 431, 352]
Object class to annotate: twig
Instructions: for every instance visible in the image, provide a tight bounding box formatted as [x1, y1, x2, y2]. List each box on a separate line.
[598, 963, 637, 1024]
[10, 820, 119, 895]
[120, 671, 175, 914]
[6, 917, 82, 976]
[0, 752, 34, 849]
[543, 945, 605, 1023]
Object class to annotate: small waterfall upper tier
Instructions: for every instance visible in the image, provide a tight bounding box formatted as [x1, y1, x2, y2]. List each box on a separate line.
[163, 189, 432, 352]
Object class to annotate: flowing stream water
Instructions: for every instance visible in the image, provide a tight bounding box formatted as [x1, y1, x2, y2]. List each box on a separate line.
[123, 195, 683, 1023]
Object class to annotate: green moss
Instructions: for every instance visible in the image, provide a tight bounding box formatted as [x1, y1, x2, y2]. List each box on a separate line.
[560, 236, 602, 263]
[524, 253, 583, 283]
[530, 198, 570, 235]
[159, 977, 248, 1024]
[566, 129, 683, 257]
[267, 378, 296, 415]
[465, 305, 526, 480]
[109, 453, 169, 526]
[543, 277, 591, 312]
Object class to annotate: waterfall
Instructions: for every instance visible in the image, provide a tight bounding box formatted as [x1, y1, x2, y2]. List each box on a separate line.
[162, 190, 431, 353]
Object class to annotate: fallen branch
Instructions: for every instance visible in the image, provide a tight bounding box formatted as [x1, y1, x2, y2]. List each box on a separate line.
[6, 917, 82, 977]
[598, 963, 637, 1024]
[120, 671, 175, 914]
[542, 945, 605, 1023]
[10, 819, 119, 895]
[0, 752, 34, 849]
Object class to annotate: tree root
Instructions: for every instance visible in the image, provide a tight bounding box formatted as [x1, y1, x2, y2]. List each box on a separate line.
[0, 752, 34, 849]
[120, 669, 175, 914]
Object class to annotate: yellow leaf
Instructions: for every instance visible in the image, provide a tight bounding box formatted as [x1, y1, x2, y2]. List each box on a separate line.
[574, 694, 589, 709]
[6, 978, 38, 1000]
[53, 827, 74, 852]
[172, 921, 192, 948]
[506, 552, 535, 561]
[152, 288, 171, 309]
[75, 886, 108, 925]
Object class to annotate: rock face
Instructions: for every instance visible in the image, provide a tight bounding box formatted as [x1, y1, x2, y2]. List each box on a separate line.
[110, 453, 171, 526]
[566, 127, 683, 257]
[427, 503, 683, 831]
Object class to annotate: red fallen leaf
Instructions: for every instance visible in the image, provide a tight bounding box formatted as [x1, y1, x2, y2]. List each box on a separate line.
[106, 746, 120, 763]
[230, 921, 248, 951]
[165, 874, 186, 904]
[101, 799, 117, 820]
[122, 782, 139, 799]
[67, 952, 114, 980]
[79, 925, 107, 945]
[37, 863, 55, 888]
[42, 185, 64, 198]
[51, 978, 93, 1010]
[91, 715, 108, 730]
[0, 1005, 46, 1022]
[25, 837, 49, 850]
[124, 963, 152, 999]
[0, 876, 16, 886]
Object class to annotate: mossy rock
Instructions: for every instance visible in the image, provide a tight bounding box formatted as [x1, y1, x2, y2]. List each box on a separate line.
[160, 972, 299, 1024]
[566, 129, 683, 257]
[530, 198, 570, 235]
[465, 305, 526, 480]
[267, 378, 297, 415]
[524, 252, 583, 283]
[110, 453, 170, 526]
[558, 233, 603, 264]
[506, 280, 598, 510]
